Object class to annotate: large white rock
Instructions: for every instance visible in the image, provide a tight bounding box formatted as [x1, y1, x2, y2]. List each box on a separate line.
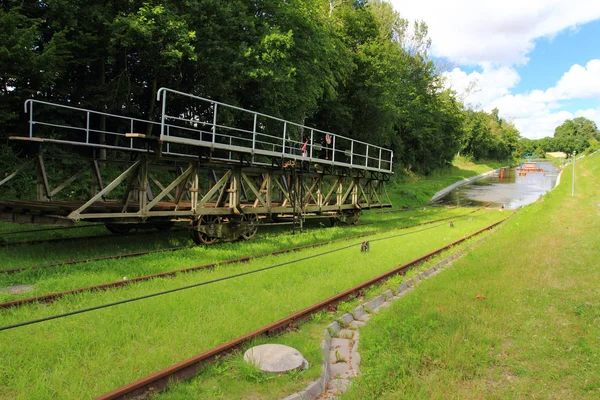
[244, 344, 308, 374]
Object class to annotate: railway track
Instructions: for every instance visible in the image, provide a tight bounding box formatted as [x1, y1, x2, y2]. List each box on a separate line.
[0, 223, 103, 236]
[0, 226, 188, 247]
[0, 210, 481, 308]
[95, 218, 508, 400]
[1, 209, 476, 276]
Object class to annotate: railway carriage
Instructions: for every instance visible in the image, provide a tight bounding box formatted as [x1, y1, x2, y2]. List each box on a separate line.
[0, 88, 393, 244]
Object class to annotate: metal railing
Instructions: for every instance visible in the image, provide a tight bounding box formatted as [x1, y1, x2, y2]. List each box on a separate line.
[22, 90, 394, 173]
[157, 88, 393, 173]
[24, 99, 156, 152]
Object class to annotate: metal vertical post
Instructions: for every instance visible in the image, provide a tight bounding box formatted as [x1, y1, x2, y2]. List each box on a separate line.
[252, 114, 257, 152]
[309, 129, 314, 159]
[365, 145, 369, 167]
[282, 122, 287, 155]
[212, 103, 218, 144]
[572, 151, 576, 197]
[130, 119, 134, 148]
[350, 141, 354, 166]
[160, 91, 167, 139]
[86, 112, 90, 144]
[378, 148, 382, 170]
[166, 125, 170, 153]
[29, 101, 33, 138]
[332, 135, 336, 162]
[389, 151, 393, 172]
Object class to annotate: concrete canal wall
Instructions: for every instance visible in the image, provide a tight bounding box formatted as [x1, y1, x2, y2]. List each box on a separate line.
[430, 166, 509, 203]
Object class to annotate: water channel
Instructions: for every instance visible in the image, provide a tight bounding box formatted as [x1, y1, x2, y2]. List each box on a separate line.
[436, 161, 560, 210]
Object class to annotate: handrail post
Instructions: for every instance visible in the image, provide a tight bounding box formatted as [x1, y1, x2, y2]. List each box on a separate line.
[159, 90, 167, 139]
[389, 151, 393, 172]
[378, 148, 382, 170]
[332, 135, 336, 162]
[212, 103, 218, 144]
[130, 119, 134, 148]
[309, 129, 314, 159]
[282, 122, 287, 155]
[252, 113, 257, 153]
[350, 140, 354, 166]
[365, 144, 369, 167]
[86, 112, 90, 144]
[166, 125, 170, 153]
[28, 101, 33, 138]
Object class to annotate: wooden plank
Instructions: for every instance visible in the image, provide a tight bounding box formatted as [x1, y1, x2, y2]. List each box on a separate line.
[9, 136, 44, 143]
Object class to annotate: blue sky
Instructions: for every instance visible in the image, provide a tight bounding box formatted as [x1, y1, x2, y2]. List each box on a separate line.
[514, 20, 600, 98]
[390, 0, 600, 139]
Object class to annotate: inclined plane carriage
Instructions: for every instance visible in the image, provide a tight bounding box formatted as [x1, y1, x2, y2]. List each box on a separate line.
[0, 88, 394, 244]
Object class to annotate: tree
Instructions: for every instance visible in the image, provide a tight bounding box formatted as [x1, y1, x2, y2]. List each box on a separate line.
[553, 117, 600, 155]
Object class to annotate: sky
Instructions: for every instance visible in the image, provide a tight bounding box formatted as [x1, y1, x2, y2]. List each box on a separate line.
[389, 0, 600, 139]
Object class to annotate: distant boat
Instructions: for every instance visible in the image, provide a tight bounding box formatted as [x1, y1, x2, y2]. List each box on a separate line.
[516, 162, 544, 175]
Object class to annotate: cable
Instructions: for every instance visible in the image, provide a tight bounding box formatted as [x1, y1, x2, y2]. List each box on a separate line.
[0, 211, 484, 332]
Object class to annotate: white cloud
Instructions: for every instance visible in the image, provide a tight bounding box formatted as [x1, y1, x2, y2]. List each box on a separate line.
[389, 0, 600, 65]
[546, 59, 600, 101]
[444, 60, 600, 139]
[388, 1, 600, 139]
[443, 65, 520, 108]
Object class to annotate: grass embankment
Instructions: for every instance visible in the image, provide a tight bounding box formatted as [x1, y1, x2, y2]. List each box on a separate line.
[344, 154, 600, 399]
[0, 209, 506, 399]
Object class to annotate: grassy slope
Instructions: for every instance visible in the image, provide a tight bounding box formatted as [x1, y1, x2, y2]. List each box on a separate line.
[345, 155, 600, 399]
[387, 157, 506, 207]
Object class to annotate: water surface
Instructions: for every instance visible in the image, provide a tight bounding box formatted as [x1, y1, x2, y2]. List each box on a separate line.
[437, 162, 559, 209]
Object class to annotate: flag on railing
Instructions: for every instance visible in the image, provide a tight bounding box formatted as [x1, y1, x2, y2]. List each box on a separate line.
[325, 133, 332, 145]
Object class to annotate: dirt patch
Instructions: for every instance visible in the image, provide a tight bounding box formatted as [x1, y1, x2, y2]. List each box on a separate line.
[0, 284, 34, 294]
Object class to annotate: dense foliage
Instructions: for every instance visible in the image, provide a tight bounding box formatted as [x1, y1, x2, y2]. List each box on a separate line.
[519, 117, 600, 157]
[460, 108, 520, 162]
[0, 0, 518, 175]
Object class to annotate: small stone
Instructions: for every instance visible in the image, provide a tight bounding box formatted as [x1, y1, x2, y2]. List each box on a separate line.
[244, 344, 308, 374]
[0, 284, 34, 294]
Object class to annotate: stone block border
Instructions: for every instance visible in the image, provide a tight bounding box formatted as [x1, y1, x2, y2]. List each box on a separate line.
[282, 235, 488, 400]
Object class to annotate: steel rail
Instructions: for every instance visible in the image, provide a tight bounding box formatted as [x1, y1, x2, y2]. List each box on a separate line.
[0, 224, 103, 236]
[95, 217, 509, 400]
[0, 211, 480, 308]
[1, 209, 477, 276]
[0, 227, 186, 248]
[0, 246, 189, 276]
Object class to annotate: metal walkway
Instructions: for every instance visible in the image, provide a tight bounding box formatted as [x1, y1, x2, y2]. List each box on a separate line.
[17, 88, 393, 174]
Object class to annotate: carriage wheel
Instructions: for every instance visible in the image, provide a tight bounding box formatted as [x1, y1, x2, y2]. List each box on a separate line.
[190, 216, 220, 245]
[105, 223, 132, 234]
[241, 214, 259, 240]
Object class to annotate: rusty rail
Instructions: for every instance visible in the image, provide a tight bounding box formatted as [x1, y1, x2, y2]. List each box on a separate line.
[95, 217, 508, 400]
[0, 227, 187, 248]
[1, 246, 189, 275]
[0, 211, 480, 309]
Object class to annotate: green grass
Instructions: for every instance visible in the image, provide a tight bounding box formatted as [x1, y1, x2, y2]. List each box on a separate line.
[0, 207, 470, 303]
[153, 227, 494, 400]
[0, 209, 506, 399]
[342, 153, 600, 399]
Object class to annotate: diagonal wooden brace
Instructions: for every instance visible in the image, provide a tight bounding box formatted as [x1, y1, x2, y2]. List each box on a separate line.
[68, 159, 142, 221]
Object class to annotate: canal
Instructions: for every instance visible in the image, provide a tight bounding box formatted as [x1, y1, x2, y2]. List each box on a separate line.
[436, 161, 560, 209]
